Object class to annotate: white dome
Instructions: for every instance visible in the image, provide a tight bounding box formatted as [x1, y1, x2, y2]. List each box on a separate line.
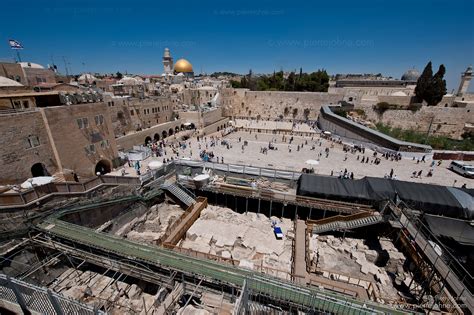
[401, 69, 420, 81]
[78, 73, 98, 81]
[0, 76, 23, 87]
[19, 62, 45, 69]
[391, 91, 408, 96]
[118, 76, 142, 85]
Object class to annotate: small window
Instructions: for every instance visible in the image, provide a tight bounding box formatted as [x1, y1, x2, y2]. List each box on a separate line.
[22, 100, 29, 108]
[13, 100, 21, 109]
[100, 140, 109, 149]
[85, 144, 95, 155]
[95, 114, 104, 125]
[26, 135, 40, 148]
[130, 110, 134, 116]
[77, 117, 89, 129]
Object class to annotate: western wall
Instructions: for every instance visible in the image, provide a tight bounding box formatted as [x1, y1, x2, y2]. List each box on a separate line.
[220, 88, 473, 139]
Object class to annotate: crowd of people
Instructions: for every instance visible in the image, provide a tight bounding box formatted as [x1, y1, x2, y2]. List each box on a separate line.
[115, 120, 470, 188]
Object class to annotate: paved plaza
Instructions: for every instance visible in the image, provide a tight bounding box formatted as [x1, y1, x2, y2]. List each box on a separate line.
[114, 121, 473, 188]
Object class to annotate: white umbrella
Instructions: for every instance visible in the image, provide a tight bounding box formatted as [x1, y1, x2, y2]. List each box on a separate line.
[20, 176, 54, 189]
[323, 131, 331, 135]
[305, 159, 320, 166]
[148, 161, 163, 170]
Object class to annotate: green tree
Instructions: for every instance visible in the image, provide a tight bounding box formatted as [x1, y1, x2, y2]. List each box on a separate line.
[415, 62, 433, 103]
[426, 64, 447, 105]
[415, 62, 447, 105]
[116, 71, 123, 79]
[230, 80, 241, 88]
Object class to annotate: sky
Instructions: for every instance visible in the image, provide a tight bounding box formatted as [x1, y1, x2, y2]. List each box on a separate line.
[0, 0, 473, 91]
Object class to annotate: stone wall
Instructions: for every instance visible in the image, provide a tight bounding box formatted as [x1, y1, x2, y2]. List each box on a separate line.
[202, 118, 230, 135]
[116, 120, 183, 151]
[44, 103, 119, 177]
[357, 103, 474, 139]
[23, 67, 57, 85]
[106, 96, 174, 137]
[0, 62, 27, 85]
[179, 107, 223, 128]
[182, 88, 217, 106]
[178, 111, 200, 126]
[221, 88, 345, 120]
[0, 110, 57, 183]
[202, 108, 223, 126]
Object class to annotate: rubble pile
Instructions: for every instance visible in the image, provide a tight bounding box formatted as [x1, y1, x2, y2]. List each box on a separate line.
[180, 205, 294, 275]
[113, 202, 184, 244]
[309, 235, 408, 300]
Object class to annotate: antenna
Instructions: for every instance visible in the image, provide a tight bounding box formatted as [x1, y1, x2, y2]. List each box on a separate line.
[62, 56, 69, 76]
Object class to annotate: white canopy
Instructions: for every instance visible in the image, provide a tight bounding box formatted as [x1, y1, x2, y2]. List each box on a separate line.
[193, 174, 210, 181]
[305, 159, 320, 166]
[148, 161, 163, 170]
[20, 176, 54, 189]
[323, 131, 331, 135]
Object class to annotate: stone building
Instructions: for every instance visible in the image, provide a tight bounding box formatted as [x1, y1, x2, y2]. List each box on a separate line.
[19, 62, 57, 85]
[0, 62, 28, 85]
[0, 88, 119, 183]
[104, 95, 174, 137]
[181, 86, 218, 107]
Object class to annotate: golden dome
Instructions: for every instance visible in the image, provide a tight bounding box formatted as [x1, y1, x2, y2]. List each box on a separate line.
[174, 59, 193, 73]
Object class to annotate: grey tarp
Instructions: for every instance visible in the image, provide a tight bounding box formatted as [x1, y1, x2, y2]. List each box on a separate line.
[297, 174, 474, 220]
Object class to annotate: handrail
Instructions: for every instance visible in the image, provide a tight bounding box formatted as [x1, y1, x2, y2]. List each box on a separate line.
[307, 211, 373, 226]
[0, 274, 103, 315]
[198, 182, 373, 215]
[396, 201, 473, 312]
[0, 175, 141, 208]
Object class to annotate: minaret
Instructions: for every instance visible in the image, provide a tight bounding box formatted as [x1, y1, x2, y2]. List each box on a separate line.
[457, 65, 472, 96]
[162, 48, 173, 75]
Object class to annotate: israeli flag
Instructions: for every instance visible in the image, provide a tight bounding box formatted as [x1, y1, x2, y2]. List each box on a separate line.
[8, 39, 23, 50]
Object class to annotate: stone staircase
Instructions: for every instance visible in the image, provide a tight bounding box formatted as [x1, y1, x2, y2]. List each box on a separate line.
[161, 183, 196, 207]
[312, 214, 383, 234]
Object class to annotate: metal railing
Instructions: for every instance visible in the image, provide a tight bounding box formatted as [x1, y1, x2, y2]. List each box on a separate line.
[175, 158, 302, 181]
[397, 203, 473, 312]
[0, 175, 141, 208]
[0, 274, 103, 315]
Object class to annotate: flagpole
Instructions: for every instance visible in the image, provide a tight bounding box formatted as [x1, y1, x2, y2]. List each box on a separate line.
[16, 50, 21, 62]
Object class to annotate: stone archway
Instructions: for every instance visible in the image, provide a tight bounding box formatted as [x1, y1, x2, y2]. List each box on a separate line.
[190, 123, 195, 129]
[31, 163, 49, 177]
[95, 159, 111, 175]
[145, 136, 152, 145]
[168, 128, 174, 136]
[154, 133, 160, 142]
[162, 130, 168, 138]
[175, 126, 180, 133]
[181, 124, 185, 131]
[217, 126, 220, 131]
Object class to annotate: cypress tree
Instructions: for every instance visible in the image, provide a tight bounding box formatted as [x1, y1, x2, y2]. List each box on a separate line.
[427, 64, 447, 105]
[415, 61, 433, 103]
